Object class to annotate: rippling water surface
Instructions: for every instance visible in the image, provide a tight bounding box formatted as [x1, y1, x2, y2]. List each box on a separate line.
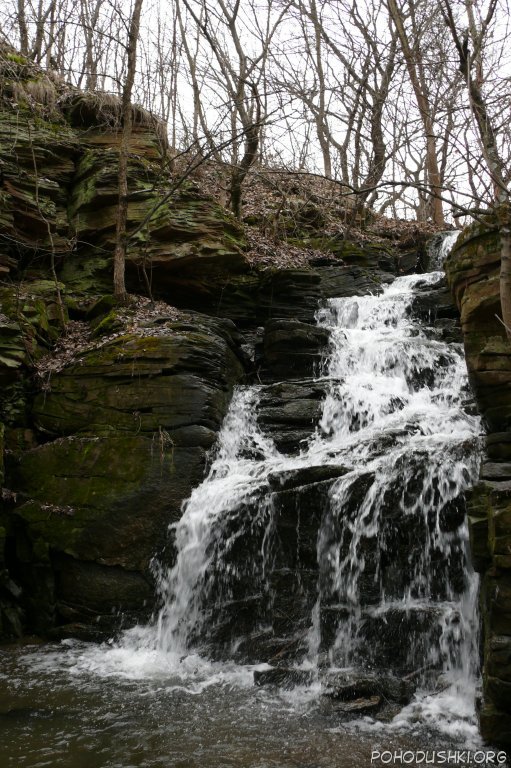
[0, 639, 495, 768]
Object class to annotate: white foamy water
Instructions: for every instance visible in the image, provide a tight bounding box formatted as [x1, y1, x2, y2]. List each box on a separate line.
[18, 263, 485, 746]
[427, 231, 460, 270]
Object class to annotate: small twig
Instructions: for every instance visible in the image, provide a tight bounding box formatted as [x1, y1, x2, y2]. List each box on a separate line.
[495, 313, 511, 337]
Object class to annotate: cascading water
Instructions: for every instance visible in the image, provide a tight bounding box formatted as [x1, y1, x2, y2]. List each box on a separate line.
[427, 231, 460, 270]
[117, 263, 482, 737]
[310, 277, 480, 683]
[154, 387, 279, 656]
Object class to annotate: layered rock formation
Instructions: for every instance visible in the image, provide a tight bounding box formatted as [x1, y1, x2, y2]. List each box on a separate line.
[10, 316, 246, 636]
[446, 219, 511, 748]
[0, 47, 415, 642]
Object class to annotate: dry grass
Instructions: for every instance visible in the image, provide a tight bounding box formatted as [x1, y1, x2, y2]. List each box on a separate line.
[61, 91, 168, 147]
[0, 43, 167, 149]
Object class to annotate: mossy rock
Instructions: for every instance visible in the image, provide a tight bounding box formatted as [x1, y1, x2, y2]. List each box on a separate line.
[0, 282, 67, 363]
[65, 148, 248, 300]
[33, 325, 244, 437]
[0, 107, 77, 274]
[90, 308, 124, 338]
[12, 435, 207, 570]
[85, 294, 117, 320]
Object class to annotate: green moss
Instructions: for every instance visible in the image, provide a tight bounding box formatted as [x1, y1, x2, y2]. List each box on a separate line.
[91, 309, 123, 338]
[0, 283, 67, 360]
[12, 434, 184, 560]
[59, 253, 112, 297]
[6, 53, 28, 65]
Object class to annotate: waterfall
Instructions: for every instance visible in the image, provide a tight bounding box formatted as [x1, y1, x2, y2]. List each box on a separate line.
[310, 275, 480, 699]
[154, 387, 278, 655]
[145, 265, 481, 721]
[75, 229, 479, 743]
[426, 231, 460, 270]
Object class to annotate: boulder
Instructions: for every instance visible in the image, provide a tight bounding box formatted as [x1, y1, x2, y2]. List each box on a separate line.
[253, 667, 315, 689]
[268, 464, 347, 491]
[33, 324, 244, 440]
[321, 670, 415, 705]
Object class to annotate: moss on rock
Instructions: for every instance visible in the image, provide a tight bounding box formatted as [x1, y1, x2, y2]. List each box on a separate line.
[448, 215, 511, 746]
[13, 435, 206, 568]
[33, 326, 244, 437]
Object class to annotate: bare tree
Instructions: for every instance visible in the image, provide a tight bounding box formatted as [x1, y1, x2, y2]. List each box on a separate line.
[2, 0, 509, 232]
[441, 0, 511, 335]
[387, 0, 446, 225]
[113, 0, 144, 300]
[180, 0, 289, 217]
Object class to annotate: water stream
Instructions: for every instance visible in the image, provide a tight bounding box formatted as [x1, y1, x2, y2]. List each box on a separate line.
[2, 259, 495, 767]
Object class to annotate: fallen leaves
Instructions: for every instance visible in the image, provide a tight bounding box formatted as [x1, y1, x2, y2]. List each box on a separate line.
[34, 297, 187, 386]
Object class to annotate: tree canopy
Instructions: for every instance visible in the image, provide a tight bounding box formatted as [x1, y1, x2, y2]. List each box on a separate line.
[1, 0, 509, 224]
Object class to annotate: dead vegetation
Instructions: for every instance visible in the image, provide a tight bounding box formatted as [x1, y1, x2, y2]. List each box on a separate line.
[180, 155, 446, 269]
[34, 297, 185, 384]
[0, 42, 167, 146]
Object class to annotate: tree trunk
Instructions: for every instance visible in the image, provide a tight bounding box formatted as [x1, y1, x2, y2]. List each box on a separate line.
[229, 85, 261, 219]
[113, 0, 143, 301]
[387, 0, 445, 226]
[17, 0, 29, 55]
[230, 117, 260, 218]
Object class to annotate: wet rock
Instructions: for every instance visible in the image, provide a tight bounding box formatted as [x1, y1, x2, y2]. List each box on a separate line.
[320, 606, 444, 676]
[481, 462, 511, 480]
[479, 701, 511, 748]
[258, 382, 328, 455]
[268, 465, 347, 491]
[253, 667, 315, 689]
[317, 265, 390, 298]
[54, 554, 153, 623]
[262, 320, 329, 380]
[409, 279, 461, 343]
[325, 695, 382, 715]
[410, 284, 458, 324]
[48, 622, 113, 643]
[259, 399, 323, 426]
[272, 479, 336, 572]
[268, 570, 318, 637]
[320, 671, 415, 705]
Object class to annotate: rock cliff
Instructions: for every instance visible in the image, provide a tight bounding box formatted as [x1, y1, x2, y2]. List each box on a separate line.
[446, 219, 511, 748]
[0, 48, 413, 642]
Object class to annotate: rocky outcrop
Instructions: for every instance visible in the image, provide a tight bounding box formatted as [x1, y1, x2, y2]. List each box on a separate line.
[446, 218, 511, 747]
[2, 315, 245, 638]
[0, 50, 248, 300]
[156, 262, 390, 327]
